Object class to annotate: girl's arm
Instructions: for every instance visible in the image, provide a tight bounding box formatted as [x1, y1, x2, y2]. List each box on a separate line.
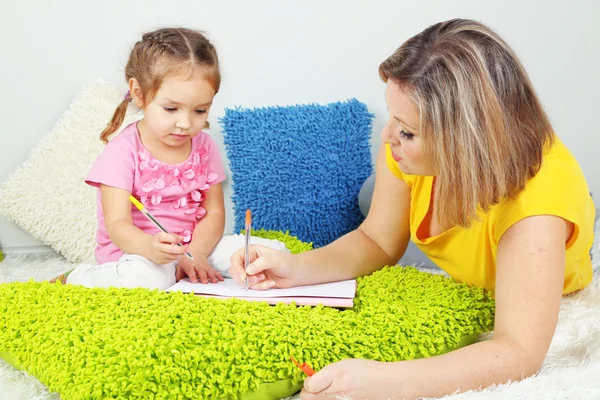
[187, 183, 226, 258]
[303, 214, 569, 399]
[176, 183, 226, 283]
[100, 185, 187, 263]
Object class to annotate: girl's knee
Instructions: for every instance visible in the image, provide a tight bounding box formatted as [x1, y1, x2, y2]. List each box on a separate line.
[117, 255, 176, 290]
[125, 264, 176, 290]
[139, 268, 176, 290]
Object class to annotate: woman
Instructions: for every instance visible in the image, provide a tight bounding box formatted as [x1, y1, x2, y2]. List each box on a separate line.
[230, 19, 595, 399]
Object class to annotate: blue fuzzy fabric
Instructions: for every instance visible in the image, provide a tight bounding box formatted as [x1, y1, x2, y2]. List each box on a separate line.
[220, 99, 374, 247]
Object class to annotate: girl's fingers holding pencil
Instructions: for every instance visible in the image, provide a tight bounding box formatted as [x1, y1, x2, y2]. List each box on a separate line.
[157, 243, 187, 256]
[147, 233, 186, 264]
[156, 232, 182, 245]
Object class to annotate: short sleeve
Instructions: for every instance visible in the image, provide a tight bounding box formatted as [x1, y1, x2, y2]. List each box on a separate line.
[85, 137, 136, 192]
[492, 142, 594, 245]
[197, 132, 226, 185]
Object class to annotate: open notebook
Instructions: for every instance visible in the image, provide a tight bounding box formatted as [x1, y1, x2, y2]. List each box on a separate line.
[166, 278, 356, 308]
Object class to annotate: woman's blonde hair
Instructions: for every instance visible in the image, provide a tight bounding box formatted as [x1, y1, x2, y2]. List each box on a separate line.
[100, 27, 221, 143]
[379, 19, 554, 229]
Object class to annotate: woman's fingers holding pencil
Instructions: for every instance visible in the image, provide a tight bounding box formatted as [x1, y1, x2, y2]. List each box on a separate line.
[229, 245, 295, 289]
[229, 244, 260, 285]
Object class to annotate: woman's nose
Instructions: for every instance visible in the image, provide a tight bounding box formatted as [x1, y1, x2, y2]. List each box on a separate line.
[380, 120, 394, 143]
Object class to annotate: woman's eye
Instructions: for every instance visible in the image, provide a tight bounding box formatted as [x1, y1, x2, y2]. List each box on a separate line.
[399, 129, 414, 140]
[163, 107, 177, 112]
[195, 109, 207, 114]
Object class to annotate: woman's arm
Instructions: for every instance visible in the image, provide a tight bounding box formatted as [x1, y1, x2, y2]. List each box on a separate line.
[289, 143, 412, 286]
[303, 214, 570, 399]
[392, 215, 568, 398]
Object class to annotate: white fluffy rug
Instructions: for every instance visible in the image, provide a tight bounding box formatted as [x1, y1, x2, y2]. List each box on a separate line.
[1, 236, 599, 399]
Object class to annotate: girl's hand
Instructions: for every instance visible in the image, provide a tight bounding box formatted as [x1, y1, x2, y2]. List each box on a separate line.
[146, 232, 188, 265]
[176, 254, 224, 284]
[229, 244, 296, 289]
[300, 359, 400, 400]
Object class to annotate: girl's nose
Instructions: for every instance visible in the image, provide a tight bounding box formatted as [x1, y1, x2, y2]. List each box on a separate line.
[176, 116, 191, 130]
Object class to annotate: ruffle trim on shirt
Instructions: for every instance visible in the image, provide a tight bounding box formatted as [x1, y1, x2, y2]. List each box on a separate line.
[135, 144, 219, 243]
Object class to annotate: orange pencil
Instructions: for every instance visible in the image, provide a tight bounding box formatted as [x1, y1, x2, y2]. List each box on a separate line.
[290, 356, 315, 376]
[244, 209, 252, 291]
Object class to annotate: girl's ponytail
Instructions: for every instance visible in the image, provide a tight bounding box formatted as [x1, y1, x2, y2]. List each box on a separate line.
[100, 91, 132, 143]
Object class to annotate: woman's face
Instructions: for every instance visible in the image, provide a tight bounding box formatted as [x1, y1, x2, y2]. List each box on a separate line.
[381, 80, 435, 176]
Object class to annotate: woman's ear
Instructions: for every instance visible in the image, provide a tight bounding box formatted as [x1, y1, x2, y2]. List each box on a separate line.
[128, 78, 145, 108]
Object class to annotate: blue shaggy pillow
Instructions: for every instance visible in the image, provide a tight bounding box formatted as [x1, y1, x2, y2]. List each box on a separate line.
[220, 99, 374, 247]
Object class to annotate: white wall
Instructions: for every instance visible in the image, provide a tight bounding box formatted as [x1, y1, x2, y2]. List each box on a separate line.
[1, 0, 599, 251]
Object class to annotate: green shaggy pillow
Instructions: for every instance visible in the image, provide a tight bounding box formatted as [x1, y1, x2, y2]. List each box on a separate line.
[0, 231, 495, 399]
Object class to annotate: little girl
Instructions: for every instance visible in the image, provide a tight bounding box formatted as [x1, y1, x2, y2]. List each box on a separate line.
[53, 27, 232, 289]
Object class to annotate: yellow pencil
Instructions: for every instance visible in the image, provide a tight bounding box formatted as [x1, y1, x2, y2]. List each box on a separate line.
[129, 195, 194, 260]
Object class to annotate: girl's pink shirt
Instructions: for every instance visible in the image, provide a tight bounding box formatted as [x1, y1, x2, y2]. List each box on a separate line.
[85, 123, 226, 264]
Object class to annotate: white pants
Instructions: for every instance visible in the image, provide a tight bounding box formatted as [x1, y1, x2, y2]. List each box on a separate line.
[66, 234, 289, 289]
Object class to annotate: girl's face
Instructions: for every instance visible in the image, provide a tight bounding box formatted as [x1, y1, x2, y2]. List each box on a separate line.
[131, 67, 216, 150]
[381, 80, 435, 176]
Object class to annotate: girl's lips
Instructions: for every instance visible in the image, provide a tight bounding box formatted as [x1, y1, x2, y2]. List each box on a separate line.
[391, 151, 402, 162]
[170, 134, 189, 140]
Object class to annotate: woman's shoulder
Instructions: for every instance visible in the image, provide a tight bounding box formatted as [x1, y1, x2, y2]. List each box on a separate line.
[523, 136, 589, 199]
[490, 136, 593, 239]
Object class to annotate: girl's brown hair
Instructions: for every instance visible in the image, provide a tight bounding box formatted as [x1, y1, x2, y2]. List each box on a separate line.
[100, 27, 221, 143]
[379, 19, 554, 229]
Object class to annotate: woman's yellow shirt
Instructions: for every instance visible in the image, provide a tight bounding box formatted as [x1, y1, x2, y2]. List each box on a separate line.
[385, 138, 595, 294]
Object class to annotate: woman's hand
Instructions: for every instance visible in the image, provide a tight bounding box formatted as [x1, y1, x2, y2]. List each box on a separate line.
[145, 232, 188, 265]
[176, 254, 224, 284]
[229, 244, 296, 289]
[300, 359, 403, 400]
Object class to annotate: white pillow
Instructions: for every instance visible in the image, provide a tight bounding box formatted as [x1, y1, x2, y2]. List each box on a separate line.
[0, 82, 141, 263]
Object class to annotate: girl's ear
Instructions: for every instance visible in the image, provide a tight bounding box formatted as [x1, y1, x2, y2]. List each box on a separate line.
[128, 78, 145, 108]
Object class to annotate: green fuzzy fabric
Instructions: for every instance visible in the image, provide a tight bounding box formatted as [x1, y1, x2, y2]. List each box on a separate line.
[248, 228, 314, 254]
[0, 231, 495, 399]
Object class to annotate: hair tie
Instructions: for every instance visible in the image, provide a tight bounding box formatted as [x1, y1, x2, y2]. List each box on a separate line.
[124, 90, 132, 102]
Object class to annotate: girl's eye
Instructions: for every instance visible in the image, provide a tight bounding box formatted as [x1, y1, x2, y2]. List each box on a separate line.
[195, 109, 207, 114]
[399, 129, 414, 140]
[163, 107, 177, 112]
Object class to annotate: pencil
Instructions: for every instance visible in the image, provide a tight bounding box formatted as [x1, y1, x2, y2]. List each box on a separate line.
[244, 209, 252, 291]
[129, 195, 194, 261]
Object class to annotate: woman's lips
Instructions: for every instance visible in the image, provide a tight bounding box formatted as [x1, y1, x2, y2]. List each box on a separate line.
[391, 151, 402, 162]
